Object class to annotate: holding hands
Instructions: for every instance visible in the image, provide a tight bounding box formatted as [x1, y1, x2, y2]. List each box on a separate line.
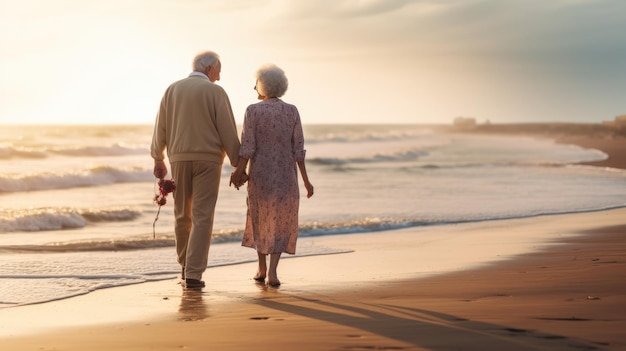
[229, 168, 248, 190]
[230, 157, 250, 190]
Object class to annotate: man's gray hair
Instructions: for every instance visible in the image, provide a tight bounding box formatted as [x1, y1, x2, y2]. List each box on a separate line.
[192, 51, 220, 72]
[255, 64, 288, 98]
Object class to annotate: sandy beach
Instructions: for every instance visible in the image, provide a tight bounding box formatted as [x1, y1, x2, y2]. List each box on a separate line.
[1, 128, 624, 351]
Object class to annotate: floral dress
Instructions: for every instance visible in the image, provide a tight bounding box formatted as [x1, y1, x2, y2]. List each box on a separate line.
[239, 99, 306, 254]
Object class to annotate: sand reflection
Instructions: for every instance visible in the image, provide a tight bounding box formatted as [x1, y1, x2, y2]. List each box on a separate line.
[178, 289, 209, 321]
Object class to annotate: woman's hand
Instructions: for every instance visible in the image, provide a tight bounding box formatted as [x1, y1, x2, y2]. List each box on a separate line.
[229, 170, 248, 190]
[304, 181, 314, 198]
[230, 158, 250, 190]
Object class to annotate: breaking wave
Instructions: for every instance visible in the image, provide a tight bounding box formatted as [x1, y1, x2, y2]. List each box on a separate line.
[310, 148, 428, 165]
[0, 143, 147, 160]
[0, 166, 152, 193]
[5, 206, 625, 252]
[0, 207, 142, 233]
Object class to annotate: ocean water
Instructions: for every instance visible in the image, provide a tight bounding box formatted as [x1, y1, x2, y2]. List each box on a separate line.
[0, 124, 624, 307]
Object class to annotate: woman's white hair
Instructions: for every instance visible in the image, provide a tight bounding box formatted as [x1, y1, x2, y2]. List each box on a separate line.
[255, 64, 288, 98]
[192, 51, 220, 72]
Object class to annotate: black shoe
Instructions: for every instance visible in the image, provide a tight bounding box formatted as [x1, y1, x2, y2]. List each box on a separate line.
[184, 278, 205, 289]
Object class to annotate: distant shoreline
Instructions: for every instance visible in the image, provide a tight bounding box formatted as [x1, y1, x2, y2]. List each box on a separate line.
[446, 122, 626, 170]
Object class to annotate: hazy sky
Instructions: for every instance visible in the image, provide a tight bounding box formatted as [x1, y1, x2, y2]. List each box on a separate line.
[1, 0, 625, 125]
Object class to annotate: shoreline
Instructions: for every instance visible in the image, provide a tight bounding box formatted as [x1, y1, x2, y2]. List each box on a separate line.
[555, 135, 626, 170]
[445, 122, 626, 170]
[1, 127, 624, 350]
[1, 208, 624, 350]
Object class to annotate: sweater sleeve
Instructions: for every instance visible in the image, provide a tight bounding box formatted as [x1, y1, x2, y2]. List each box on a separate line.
[150, 94, 168, 161]
[214, 89, 241, 167]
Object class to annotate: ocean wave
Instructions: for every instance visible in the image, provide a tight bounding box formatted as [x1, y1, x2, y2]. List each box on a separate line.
[0, 215, 481, 252]
[305, 127, 437, 144]
[2, 205, 625, 252]
[0, 248, 351, 307]
[0, 143, 147, 159]
[310, 148, 428, 165]
[298, 206, 626, 236]
[0, 229, 241, 252]
[406, 161, 572, 170]
[0, 166, 152, 193]
[309, 157, 567, 168]
[299, 207, 626, 237]
[315, 158, 603, 171]
[0, 275, 166, 307]
[0, 207, 142, 233]
[0, 239, 174, 253]
[0, 145, 48, 159]
[299, 218, 430, 235]
[51, 143, 148, 157]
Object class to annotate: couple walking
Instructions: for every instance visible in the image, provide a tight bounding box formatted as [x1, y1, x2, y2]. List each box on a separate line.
[150, 50, 314, 289]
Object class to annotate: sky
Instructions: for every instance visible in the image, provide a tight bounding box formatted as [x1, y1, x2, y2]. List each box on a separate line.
[1, 0, 625, 125]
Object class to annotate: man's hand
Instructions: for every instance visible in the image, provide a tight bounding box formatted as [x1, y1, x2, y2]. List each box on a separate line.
[229, 170, 249, 190]
[153, 160, 168, 179]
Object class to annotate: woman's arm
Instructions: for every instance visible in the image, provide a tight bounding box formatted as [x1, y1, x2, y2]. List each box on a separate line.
[297, 160, 314, 198]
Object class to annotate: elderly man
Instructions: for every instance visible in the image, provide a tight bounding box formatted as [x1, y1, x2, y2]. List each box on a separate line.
[151, 51, 241, 289]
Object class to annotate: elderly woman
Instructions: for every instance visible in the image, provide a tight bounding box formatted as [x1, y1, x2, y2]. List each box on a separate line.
[230, 64, 314, 287]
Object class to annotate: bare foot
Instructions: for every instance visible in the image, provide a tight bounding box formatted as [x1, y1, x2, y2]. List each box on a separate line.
[267, 274, 280, 287]
[253, 270, 266, 282]
[268, 280, 281, 287]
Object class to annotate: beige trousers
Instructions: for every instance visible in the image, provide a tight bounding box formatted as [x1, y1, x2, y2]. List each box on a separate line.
[171, 161, 222, 280]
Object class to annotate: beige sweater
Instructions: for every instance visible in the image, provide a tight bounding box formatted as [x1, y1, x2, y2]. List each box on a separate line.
[151, 74, 240, 167]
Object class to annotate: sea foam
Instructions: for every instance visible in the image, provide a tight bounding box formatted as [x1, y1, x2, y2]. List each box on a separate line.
[0, 207, 142, 233]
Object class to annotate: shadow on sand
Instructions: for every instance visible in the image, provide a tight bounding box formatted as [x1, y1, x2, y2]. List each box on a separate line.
[253, 295, 606, 351]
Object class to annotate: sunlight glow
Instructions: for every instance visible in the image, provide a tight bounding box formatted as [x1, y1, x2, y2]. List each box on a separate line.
[1, 0, 624, 125]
